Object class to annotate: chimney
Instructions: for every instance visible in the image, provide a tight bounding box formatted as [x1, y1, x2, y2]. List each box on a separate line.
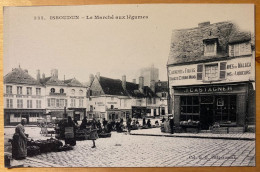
[89, 74, 94, 84]
[96, 72, 100, 81]
[150, 80, 155, 93]
[139, 76, 144, 93]
[122, 75, 126, 90]
[42, 73, 45, 80]
[51, 69, 58, 79]
[198, 21, 210, 27]
[36, 70, 40, 82]
[132, 79, 136, 84]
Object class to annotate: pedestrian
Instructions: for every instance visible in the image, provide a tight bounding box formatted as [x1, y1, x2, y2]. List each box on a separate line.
[64, 116, 76, 146]
[80, 116, 88, 130]
[147, 119, 151, 128]
[143, 117, 146, 127]
[102, 118, 108, 132]
[12, 119, 28, 160]
[126, 117, 132, 134]
[169, 117, 174, 134]
[89, 118, 98, 148]
[155, 120, 159, 127]
[161, 117, 166, 123]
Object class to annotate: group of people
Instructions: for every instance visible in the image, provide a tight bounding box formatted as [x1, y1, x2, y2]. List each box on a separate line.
[161, 116, 175, 134]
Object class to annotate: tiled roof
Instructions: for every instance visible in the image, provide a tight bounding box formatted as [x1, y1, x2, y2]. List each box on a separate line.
[155, 81, 168, 92]
[126, 82, 157, 98]
[64, 78, 85, 87]
[4, 68, 41, 85]
[99, 76, 128, 96]
[44, 77, 66, 86]
[168, 21, 252, 65]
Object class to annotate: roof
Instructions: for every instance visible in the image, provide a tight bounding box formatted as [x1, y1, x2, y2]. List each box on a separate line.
[42, 77, 67, 86]
[155, 81, 168, 92]
[4, 68, 41, 85]
[64, 78, 85, 87]
[168, 21, 252, 65]
[125, 82, 157, 98]
[99, 76, 128, 96]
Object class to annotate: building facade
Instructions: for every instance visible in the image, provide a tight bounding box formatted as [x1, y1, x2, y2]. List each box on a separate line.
[167, 21, 255, 130]
[4, 68, 46, 125]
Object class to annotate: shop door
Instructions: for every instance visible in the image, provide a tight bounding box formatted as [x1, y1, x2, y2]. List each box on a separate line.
[200, 104, 213, 130]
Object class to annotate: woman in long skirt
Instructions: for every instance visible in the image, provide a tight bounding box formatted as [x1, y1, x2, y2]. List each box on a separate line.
[12, 119, 28, 160]
[89, 118, 98, 148]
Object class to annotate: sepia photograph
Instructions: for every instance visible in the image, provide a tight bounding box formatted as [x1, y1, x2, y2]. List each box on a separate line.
[3, 4, 255, 168]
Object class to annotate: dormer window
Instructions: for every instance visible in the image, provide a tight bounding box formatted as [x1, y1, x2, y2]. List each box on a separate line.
[50, 88, 55, 93]
[71, 89, 75, 95]
[60, 88, 64, 93]
[203, 38, 218, 56]
[229, 42, 251, 57]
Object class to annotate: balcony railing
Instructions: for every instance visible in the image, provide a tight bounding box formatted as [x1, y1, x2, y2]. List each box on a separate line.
[49, 92, 66, 96]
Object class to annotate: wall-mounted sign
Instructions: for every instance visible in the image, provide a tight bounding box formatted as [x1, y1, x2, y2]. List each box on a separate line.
[183, 86, 233, 93]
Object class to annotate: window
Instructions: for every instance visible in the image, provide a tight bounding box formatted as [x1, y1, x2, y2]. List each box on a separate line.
[148, 98, 152, 104]
[90, 105, 93, 111]
[215, 96, 236, 122]
[161, 107, 165, 115]
[36, 100, 41, 108]
[204, 39, 217, 56]
[17, 86, 22, 95]
[47, 98, 51, 107]
[36, 88, 41, 95]
[180, 96, 200, 121]
[27, 87, 32, 95]
[17, 99, 23, 108]
[65, 99, 68, 107]
[50, 88, 55, 93]
[162, 93, 167, 98]
[70, 99, 76, 107]
[153, 98, 156, 104]
[14, 114, 20, 118]
[71, 89, 75, 95]
[6, 99, 13, 108]
[229, 42, 251, 57]
[56, 99, 60, 107]
[111, 105, 114, 109]
[6, 85, 12, 94]
[205, 64, 218, 81]
[60, 99, 65, 107]
[124, 100, 127, 107]
[60, 88, 64, 94]
[79, 90, 83, 95]
[27, 100, 32, 108]
[79, 99, 83, 107]
[51, 98, 55, 107]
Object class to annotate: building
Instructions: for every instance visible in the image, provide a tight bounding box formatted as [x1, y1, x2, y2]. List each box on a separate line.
[154, 81, 169, 116]
[167, 21, 255, 130]
[4, 67, 46, 125]
[139, 64, 159, 86]
[87, 73, 164, 121]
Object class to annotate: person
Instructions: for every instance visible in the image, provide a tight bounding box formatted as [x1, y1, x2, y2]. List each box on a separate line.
[155, 120, 159, 127]
[102, 118, 108, 132]
[12, 119, 28, 160]
[64, 116, 76, 146]
[80, 116, 88, 130]
[161, 117, 166, 123]
[96, 120, 102, 133]
[89, 118, 98, 148]
[126, 117, 132, 134]
[73, 118, 78, 125]
[169, 117, 174, 134]
[147, 119, 151, 128]
[143, 118, 146, 127]
[136, 120, 140, 127]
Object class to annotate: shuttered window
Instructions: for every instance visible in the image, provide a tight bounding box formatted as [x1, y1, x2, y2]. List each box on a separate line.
[197, 64, 203, 80]
[220, 62, 227, 79]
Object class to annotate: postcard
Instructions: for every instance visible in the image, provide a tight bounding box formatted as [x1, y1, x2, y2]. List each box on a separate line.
[3, 4, 255, 167]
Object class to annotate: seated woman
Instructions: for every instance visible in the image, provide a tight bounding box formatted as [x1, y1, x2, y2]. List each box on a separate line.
[147, 119, 152, 128]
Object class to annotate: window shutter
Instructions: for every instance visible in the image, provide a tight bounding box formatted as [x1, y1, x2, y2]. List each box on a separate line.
[220, 62, 227, 79]
[197, 64, 203, 80]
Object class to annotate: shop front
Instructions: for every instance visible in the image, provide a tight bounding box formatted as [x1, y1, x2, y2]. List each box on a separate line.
[173, 82, 254, 129]
[68, 108, 86, 121]
[107, 109, 131, 121]
[4, 109, 46, 125]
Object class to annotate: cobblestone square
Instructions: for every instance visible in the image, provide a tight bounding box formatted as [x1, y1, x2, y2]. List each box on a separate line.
[4, 127, 256, 167]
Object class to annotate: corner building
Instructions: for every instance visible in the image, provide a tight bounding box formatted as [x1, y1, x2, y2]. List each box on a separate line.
[167, 21, 255, 130]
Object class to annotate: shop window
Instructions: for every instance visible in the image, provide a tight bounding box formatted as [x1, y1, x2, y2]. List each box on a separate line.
[180, 96, 199, 121]
[215, 96, 236, 123]
[6, 85, 12, 94]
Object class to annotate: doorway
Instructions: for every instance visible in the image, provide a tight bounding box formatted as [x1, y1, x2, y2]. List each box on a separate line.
[21, 114, 29, 124]
[200, 104, 213, 130]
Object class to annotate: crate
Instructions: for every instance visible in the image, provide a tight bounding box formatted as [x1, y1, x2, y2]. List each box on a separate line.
[228, 127, 244, 134]
[212, 127, 228, 134]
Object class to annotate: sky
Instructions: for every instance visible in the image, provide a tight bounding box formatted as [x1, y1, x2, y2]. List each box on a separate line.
[3, 4, 254, 84]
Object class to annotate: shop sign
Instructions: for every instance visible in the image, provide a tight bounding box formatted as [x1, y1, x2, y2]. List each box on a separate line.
[183, 86, 232, 93]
